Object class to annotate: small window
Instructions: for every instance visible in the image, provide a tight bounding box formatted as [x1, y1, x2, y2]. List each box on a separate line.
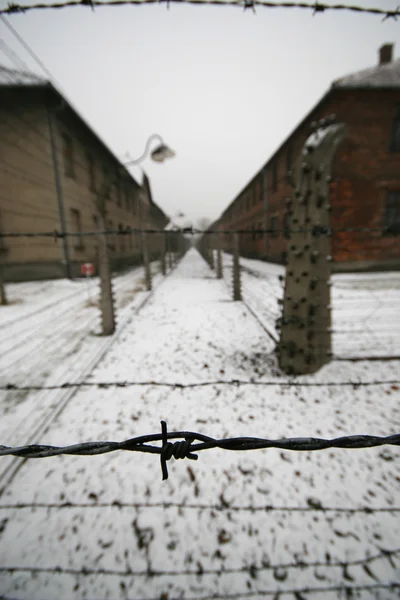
[87, 154, 96, 191]
[383, 191, 400, 235]
[272, 162, 278, 192]
[62, 134, 75, 178]
[103, 167, 110, 200]
[118, 223, 125, 252]
[107, 220, 115, 251]
[124, 183, 130, 211]
[70, 208, 84, 250]
[284, 212, 291, 239]
[270, 216, 278, 238]
[390, 106, 400, 152]
[256, 181, 261, 204]
[115, 171, 122, 207]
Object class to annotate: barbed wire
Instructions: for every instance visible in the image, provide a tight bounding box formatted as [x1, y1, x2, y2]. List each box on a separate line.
[1, 378, 398, 392]
[0, 225, 390, 239]
[1, 0, 399, 18]
[0, 500, 399, 513]
[0, 546, 399, 578]
[1, 421, 399, 481]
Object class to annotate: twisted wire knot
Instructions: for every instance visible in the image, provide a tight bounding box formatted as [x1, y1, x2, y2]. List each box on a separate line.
[160, 421, 198, 481]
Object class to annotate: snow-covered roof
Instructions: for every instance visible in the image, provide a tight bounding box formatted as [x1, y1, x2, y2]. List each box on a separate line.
[0, 65, 47, 86]
[165, 213, 193, 231]
[332, 57, 400, 89]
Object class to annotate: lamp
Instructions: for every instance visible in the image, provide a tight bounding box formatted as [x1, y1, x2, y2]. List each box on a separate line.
[124, 134, 175, 166]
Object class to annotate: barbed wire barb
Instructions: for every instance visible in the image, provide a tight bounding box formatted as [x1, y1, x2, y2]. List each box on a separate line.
[0, 423, 399, 481]
[1, 0, 400, 17]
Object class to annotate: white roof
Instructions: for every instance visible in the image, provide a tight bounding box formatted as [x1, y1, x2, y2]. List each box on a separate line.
[0, 65, 46, 86]
[332, 57, 400, 88]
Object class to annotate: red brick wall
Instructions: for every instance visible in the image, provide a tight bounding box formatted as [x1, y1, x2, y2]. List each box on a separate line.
[215, 87, 400, 270]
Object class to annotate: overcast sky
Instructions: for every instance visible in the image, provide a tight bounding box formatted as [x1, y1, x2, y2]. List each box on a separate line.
[0, 0, 399, 224]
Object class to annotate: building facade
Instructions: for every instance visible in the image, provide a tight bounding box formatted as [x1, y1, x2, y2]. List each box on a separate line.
[213, 44, 400, 272]
[0, 66, 168, 281]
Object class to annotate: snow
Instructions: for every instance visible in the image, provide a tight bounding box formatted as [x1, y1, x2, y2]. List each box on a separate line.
[0, 249, 399, 600]
[0, 65, 46, 86]
[332, 57, 400, 89]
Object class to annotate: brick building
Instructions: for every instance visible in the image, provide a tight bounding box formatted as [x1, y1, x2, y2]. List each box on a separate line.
[0, 66, 169, 281]
[213, 44, 400, 272]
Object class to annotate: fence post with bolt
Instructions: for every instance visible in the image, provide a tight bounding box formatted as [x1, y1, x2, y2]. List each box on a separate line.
[232, 232, 242, 301]
[142, 231, 152, 291]
[96, 213, 116, 336]
[277, 116, 346, 375]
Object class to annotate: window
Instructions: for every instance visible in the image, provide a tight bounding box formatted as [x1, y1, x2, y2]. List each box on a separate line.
[115, 171, 122, 207]
[270, 215, 278, 238]
[107, 220, 115, 251]
[383, 191, 400, 235]
[87, 154, 96, 191]
[256, 181, 261, 204]
[103, 166, 110, 200]
[272, 162, 278, 192]
[70, 208, 84, 250]
[124, 183, 130, 211]
[118, 223, 125, 252]
[390, 106, 400, 152]
[283, 212, 291, 239]
[62, 134, 75, 178]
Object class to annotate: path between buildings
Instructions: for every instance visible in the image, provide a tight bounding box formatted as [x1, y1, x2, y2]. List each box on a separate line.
[0, 248, 399, 600]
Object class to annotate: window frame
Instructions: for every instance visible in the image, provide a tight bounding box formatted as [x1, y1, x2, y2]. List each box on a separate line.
[70, 208, 84, 250]
[87, 153, 96, 192]
[62, 133, 75, 179]
[390, 106, 400, 152]
[383, 190, 400, 235]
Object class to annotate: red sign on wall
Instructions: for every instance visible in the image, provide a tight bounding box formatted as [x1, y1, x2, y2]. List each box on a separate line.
[81, 263, 94, 277]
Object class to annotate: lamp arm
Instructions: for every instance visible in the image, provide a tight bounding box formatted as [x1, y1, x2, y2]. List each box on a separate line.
[124, 134, 165, 166]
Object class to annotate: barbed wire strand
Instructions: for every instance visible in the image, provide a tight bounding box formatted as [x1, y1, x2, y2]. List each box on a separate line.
[0, 546, 399, 577]
[1, 421, 399, 481]
[1, 0, 400, 19]
[1, 378, 398, 392]
[0, 501, 399, 513]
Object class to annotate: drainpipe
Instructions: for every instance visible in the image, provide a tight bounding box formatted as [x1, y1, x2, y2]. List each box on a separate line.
[47, 107, 72, 279]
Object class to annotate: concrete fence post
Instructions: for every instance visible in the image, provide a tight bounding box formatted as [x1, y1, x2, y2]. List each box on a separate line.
[97, 215, 116, 336]
[232, 232, 242, 301]
[278, 116, 346, 375]
[142, 231, 152, 291]
[216, 233, 223, 279]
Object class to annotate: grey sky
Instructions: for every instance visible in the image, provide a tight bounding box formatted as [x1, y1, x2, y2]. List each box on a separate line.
[0, 0, 399, 224]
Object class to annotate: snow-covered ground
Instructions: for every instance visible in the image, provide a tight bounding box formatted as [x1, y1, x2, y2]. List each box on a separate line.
[221, 252, 400, 358]
[0, 249, 399, 600]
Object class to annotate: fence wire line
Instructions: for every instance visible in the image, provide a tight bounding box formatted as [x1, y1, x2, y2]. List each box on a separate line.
[1, 0, 400, 17]
[0, 501, 399, 513]
[1, 421, 399, 481]
[0, 225, 391, 239]
[0, 546, 399, 578]
[1, 379, 398, 392]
